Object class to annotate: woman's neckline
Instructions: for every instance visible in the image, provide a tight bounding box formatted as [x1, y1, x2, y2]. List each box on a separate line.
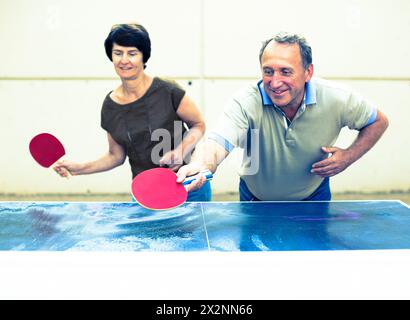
[109, 76, 157, 106]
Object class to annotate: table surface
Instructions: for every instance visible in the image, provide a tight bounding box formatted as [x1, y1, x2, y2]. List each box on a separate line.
[1, 200, 409, 251]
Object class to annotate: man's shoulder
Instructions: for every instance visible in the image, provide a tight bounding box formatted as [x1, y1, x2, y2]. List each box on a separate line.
[313, 77, 357, 104]
[314, 77, 355, 96]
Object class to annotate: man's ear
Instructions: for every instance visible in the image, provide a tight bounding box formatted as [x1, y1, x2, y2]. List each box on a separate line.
[305, 64, 314, 82]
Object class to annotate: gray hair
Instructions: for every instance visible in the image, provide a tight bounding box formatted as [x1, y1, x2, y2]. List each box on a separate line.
[259, 32, 312, 70]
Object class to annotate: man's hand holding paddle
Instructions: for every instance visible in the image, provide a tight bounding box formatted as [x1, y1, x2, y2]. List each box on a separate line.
[176, 162, 210, 192]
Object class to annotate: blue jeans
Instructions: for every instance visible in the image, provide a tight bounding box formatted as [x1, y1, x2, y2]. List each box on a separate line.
[239, 177, 331, 201]
[187, 180, 212, 202]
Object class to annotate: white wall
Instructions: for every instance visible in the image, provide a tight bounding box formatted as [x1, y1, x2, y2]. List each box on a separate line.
[1, 0, 409, 194]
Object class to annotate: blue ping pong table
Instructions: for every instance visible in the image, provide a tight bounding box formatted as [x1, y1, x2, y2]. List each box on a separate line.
[1, 200, 410, 251]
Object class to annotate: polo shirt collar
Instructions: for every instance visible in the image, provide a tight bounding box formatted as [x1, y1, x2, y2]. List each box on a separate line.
[305, 79, 316, 106]
[257, 79, 317, 107]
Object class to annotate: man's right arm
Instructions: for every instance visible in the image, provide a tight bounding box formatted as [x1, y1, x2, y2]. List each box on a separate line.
[176, 138, 230, 192]
[177, 89, 250, 191]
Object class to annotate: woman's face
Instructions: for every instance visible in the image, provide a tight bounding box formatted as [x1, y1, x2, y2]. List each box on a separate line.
[111, 43, 144, 80]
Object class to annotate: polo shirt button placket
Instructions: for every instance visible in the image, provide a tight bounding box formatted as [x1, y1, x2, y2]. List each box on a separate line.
[286, 127, 295, 146]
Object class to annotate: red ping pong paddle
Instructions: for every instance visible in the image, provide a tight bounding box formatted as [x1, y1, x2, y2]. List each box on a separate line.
[131, 168, 187, 210]
[29, 133, 71, 177]
[131, 167, 212, 210]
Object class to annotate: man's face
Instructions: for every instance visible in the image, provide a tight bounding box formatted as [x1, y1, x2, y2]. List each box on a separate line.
[261, 41, 313, 109]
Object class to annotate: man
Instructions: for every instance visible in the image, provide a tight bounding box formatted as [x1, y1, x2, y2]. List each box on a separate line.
[177, 32, 389, 201]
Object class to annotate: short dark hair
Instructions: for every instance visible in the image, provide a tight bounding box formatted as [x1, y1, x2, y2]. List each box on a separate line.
[104, 23, 151, 68]
[259, 32, 312, 70]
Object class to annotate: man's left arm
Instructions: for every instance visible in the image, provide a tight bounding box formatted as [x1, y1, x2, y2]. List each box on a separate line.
[311, 110, 389, 177]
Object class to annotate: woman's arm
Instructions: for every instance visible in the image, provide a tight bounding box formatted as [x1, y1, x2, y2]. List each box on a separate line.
[53, 133, 126, 177]
[159, 94, 206, 170]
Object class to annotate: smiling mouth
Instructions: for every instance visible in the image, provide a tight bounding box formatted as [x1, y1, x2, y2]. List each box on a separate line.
[270, 89, 287, 95]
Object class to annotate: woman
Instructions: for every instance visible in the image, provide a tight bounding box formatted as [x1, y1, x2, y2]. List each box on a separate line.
[54, 23, 211, 201]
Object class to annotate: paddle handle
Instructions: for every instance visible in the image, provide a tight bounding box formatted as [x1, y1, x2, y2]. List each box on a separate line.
[53, 158, 72, 179]
[182, 169, 213, 186]
[61, 167, 72, 179]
